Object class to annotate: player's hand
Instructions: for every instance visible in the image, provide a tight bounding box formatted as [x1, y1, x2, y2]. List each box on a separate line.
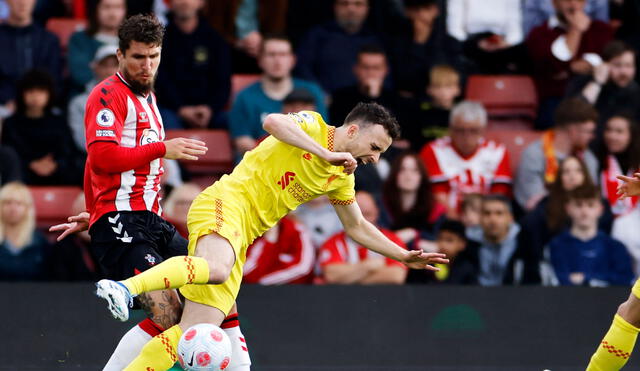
[617, 173, 640, 199]
[49, 211, 90, 242]
[323, 151, 357, 174]
[400, 250, 449, 270]
[164, 138, 208, 161]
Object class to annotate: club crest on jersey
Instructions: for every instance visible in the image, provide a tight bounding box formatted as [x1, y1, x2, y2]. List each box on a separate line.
[138, 111, 149, 123]
[96, 108, 115, 127]
[144, 254, 156, 266]
[140, 128, 159, 145]
[277, 171, 296, 190]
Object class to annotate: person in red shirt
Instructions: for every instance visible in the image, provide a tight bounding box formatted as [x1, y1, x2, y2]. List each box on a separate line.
[319, 191, 408, 284]
[420, 101, 512, 218]
[243, 216, 315, 284]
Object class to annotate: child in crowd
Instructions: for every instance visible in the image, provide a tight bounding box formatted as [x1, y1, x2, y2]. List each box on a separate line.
[429, 219, 478, 285]
[550, 185, 634, 286]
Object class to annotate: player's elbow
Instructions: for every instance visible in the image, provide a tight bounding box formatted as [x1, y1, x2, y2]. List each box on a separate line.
[262, 114, 280, 134]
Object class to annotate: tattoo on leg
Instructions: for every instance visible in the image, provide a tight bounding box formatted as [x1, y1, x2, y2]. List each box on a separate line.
[138, 290, 182, 330]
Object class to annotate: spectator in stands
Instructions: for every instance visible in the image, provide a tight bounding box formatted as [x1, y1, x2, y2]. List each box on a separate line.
[515, 97, 598, 210]
[550, 185, 633, 286]
[460, 193, 482, 229]
[293, 196, 343, 250]
[49, 194, 100, 281]
[385, 0, 464, 97]
[0, 181, 51, 280]
[613, 204, 640, 276]
[0, 0, 63, 118]
[398, 64, 461, 151]
[319, 191, 408, 285]
[593, 114, 640, 216]
[163, 183, 202, 238]
[243, 216, 315, 285]
[229, 35, 327, 155]
[155, 0, 231, 129]
[567, 41, 640, 126]
[523, 0, 609, 36]
[515, 156, 613, 284]
[526, 0, 612, 129]
[382, 152, 443, 251]
[281, 88, 317, 115]
[0, 146, 22, 186]
[447, 0, 526, 74]
[415, 219, 479, 285]
[420, 101, 512, 218]
[67, 0, 125, 94]
[68, 45, 119, 152]
[329, 44, 397, 125]
[295, 0, 382, 93]
[467, 194, 520, 286]
[1, 70, 84, 186]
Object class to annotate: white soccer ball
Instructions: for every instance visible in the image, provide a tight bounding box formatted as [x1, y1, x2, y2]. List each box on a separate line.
[177, 323, 232, 371]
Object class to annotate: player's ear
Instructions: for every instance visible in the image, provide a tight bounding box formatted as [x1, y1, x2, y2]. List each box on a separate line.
[347, 124, 359, 139]
[116, 48, 124, 63]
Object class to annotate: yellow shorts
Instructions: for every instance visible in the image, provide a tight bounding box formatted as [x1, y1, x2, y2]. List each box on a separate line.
[178, 190, 249, 316]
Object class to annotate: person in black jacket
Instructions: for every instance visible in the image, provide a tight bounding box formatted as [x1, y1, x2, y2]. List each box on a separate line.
[0, 0, 62, 116]
[155, 0, 231, 129]
[1, 70, 84, 185]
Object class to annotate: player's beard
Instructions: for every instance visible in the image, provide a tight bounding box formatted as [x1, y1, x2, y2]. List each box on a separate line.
[123, 69, 156, 96]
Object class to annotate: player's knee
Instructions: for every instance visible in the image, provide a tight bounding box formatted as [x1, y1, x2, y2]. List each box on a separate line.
[617, 298, 640, 328]
[207, 261, 233, 284]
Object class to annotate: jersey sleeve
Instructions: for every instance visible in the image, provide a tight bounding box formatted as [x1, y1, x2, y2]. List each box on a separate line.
[84, 86, 127, 147]
[288, 110, 324, 140]
[328, 174, 356, 205]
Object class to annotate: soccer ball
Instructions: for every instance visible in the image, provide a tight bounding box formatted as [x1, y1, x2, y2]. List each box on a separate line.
[177, 323, 232, 371]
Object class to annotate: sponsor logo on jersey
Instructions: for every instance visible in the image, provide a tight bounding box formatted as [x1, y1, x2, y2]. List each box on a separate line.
[277, 171, 296, 190]
[138, 111, 149, 123]
[96, 129, 115, 137]
[140, 128, 159, 145]
[96, 108, 115, 127]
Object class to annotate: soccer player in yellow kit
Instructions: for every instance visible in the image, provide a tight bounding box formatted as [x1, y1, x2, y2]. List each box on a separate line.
[587, 172, 640, 370]
[95, 102, 449, 370]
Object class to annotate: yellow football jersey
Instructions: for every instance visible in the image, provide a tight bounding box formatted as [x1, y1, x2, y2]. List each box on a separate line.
[197, 110, 355, 250]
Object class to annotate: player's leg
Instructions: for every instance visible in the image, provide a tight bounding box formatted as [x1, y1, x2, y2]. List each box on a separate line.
[587, 280, 640, 370]
[223, 304, 252, 371]
[124, 298, 227, 371]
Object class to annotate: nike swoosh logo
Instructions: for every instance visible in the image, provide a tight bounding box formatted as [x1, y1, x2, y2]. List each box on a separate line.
[187, 353, 195, 367]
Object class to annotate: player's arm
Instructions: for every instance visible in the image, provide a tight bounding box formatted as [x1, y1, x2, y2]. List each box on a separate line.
[332, 202, 449, 270]
[617, 173, 640, 199]
[262, 113, 357, 174]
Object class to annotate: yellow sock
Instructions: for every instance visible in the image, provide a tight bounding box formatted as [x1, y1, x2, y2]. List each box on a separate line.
[587, 314, 639, 371]
[124, 325, 182, 371]
[121, 256, 209, 296]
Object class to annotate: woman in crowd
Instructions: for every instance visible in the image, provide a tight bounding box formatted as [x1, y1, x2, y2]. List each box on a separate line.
[67, 0, 126, 93]
[594, 114, 640, 216]
[513, 156, 613, 284]
[0, 182, 51, 280]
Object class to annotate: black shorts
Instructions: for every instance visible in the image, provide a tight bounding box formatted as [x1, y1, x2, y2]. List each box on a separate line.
[89, 211, 188, 281]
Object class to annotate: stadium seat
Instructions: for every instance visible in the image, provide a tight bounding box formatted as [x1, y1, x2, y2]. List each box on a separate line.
[165, 129, 234, 176]
[46, 18, 87, 51]
[29, 186, 83, 229]
[465, 75, 538, 121]
[485, 128, 541, 174]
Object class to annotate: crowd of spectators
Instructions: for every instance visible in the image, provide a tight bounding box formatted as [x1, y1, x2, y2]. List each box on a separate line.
[1, 0, 640, 288]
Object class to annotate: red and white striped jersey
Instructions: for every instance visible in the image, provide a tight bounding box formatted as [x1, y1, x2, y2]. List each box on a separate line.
[243, 217, 315, 285]
[420, 137, 512, 208]
[84, 72, 165, 226]
[318, 230, 407, 269]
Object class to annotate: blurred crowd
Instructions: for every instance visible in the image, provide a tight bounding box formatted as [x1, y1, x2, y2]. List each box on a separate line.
[1, 0, 640, 287]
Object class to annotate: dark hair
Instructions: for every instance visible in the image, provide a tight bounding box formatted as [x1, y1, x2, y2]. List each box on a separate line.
[602, 40, 636, 62]
[438, 219, 467, 241]
[283, 88, 315, 105]
[344, 102, 401, 139]
[545, 156, 595, 231]
[15, 69, 55, 115]
[594, 113, 640, 174]
[86, 0, 126, 36]
[566, 184, 600, 202]
[357, 44, 386, 59]
[481, 194, 513, 215]
[383, 152, 435, 229]
[118, 14, 164, 55]
[259, 33, 291, 55]
[403, 0, 438, 9]
[554, 97, 598, 128]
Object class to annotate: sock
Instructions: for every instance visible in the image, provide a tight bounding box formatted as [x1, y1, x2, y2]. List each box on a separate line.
[103, 319, 162, 371]
[587, 314, 640, 371]
[222, 314, 252, 371]
[123, 324, 182, 371]
[121, 256, 209, 296]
